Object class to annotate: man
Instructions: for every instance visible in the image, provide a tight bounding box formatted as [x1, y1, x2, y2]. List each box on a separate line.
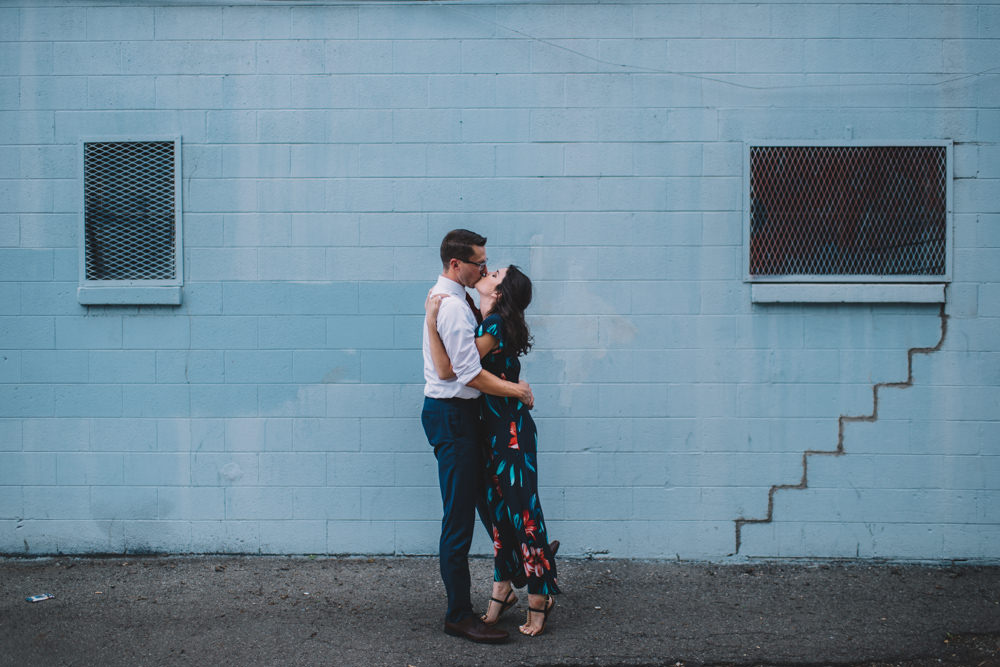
[421, 229, 534, 644]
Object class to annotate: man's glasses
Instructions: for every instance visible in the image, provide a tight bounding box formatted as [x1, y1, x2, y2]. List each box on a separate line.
[455, 258, 488, 270]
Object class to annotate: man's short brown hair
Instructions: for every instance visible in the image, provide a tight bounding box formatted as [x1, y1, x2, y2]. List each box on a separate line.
[440, 229, 487, 267]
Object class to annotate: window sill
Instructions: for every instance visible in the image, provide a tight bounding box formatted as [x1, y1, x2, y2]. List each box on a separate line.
[78, 286, 182, 306]
[751, 283, 946, 304]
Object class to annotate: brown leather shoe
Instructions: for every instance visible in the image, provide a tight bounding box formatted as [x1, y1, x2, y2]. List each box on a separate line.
[444, 616, 509, 644]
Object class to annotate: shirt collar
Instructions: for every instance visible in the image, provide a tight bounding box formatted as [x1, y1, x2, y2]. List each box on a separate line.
[435, 275, 468, 298]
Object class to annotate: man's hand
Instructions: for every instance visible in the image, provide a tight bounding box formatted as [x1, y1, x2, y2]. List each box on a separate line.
[517, 380, 534, 410]
[467, 371, 534, 407]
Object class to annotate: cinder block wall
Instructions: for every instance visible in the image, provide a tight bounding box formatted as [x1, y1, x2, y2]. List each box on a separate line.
[1, 1, 997, 560]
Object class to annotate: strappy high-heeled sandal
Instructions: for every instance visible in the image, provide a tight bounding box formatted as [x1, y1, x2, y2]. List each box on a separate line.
[481, 588, 518, 626]
[519, 595, 555, 636]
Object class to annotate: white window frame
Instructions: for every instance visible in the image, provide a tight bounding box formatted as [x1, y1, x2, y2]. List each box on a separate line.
[77, 136, 183, 306]
[743, 140, 952, 304]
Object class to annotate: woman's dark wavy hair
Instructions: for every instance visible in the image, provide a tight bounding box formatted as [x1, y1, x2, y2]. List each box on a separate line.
[489, 265, 533, 357]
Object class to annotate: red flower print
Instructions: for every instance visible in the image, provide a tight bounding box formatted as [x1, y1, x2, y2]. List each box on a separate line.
[522, 511, 539, 542]
[491, 473, 503, 497]
[492, 525, 502, 556]
[508, 422, 519, 450]
[521, 543, 551, 579]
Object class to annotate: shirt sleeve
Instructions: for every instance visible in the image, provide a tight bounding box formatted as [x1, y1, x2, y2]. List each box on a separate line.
[436, 298, 482, 386]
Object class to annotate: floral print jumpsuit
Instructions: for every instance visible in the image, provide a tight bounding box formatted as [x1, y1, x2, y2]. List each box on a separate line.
[477, 313, 559, 595]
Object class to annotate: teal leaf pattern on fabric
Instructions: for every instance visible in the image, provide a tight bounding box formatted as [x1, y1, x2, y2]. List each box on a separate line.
[476, 312, 559, 596]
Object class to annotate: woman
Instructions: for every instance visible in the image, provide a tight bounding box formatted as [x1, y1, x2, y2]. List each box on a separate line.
[425, 265, 559, 637]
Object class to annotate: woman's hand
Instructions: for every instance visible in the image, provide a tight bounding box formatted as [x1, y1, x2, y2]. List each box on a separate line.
[425, 290, 449, 323]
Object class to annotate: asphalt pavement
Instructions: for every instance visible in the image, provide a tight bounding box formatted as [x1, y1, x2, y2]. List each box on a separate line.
[2, 555, 998, 666]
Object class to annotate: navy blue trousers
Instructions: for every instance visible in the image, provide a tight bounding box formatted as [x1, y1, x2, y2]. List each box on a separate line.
[421, 396, 491, 623]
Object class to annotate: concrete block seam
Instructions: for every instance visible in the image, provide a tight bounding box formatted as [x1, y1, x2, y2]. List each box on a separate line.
[733, 304, 949, 555]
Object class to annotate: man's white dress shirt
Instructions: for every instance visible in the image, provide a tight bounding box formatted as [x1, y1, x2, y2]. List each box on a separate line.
[423, 276, 482, 399]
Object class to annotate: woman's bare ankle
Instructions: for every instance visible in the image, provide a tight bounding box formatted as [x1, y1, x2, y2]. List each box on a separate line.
[482, 580, 515, 624]
[520, 594, 552, 635]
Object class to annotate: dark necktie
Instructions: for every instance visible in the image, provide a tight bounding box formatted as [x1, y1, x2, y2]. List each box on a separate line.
[465, 293, 483, 325]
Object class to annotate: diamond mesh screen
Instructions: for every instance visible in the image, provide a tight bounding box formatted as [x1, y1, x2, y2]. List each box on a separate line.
[84, 141, 177, 281]
[749, 145, 947, 277]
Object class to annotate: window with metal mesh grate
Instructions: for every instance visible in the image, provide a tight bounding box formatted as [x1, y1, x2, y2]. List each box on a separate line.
[748, 145, 947, 279]
[84, 140, 177, 281]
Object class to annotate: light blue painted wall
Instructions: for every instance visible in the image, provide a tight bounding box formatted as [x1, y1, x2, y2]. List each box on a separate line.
[0, 0, 997, 560]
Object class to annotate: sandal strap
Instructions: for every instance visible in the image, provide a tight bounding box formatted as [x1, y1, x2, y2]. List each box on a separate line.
[522, 597, 555, 636]
[528, 597, 554, 616]
[485, 589, 517, 624]
[490, 589, 516, 606]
